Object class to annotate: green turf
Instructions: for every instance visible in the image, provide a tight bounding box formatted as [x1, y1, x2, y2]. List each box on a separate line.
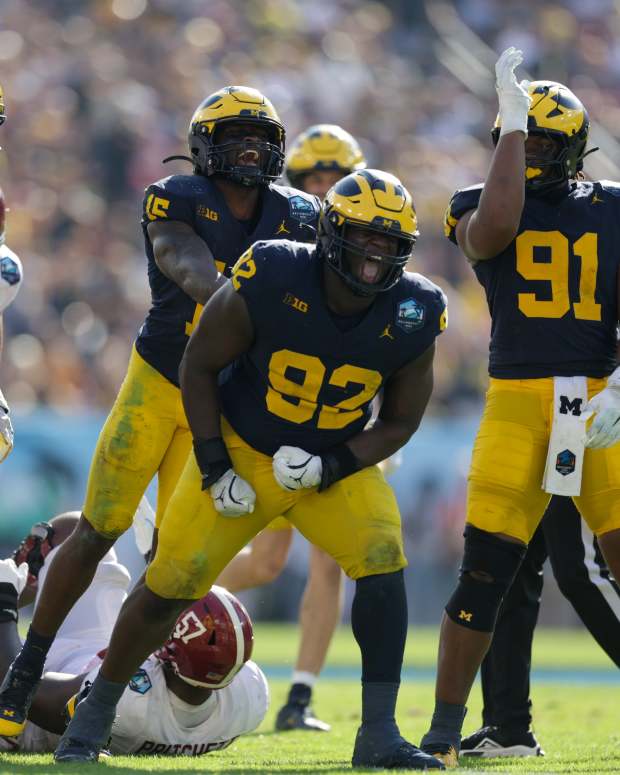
[0, 625, 618, 774]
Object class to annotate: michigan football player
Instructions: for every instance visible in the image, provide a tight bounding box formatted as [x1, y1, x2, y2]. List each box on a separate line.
[421, 48, 620, 768]
[0, 86, 319, 738]
[57, 168, 447, 770]
[217, 123, 368, 733]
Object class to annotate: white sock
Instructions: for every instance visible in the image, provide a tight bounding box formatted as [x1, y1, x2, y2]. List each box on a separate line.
[291, 670, 317, 688]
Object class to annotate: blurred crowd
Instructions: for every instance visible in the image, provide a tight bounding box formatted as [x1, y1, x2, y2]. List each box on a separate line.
[1, 0, 619, 412]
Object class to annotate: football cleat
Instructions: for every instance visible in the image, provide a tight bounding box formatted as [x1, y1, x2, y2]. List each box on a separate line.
[421, 742, 459, 768]
[53, 737, 110, 763]
[353, 732, 446, 770]
[460, 725, 544, 758]
[0, 662, 40, 737]
[275, 701, 331, 732]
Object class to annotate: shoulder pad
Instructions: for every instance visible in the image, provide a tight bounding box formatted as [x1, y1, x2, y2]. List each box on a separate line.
[146, 174, 208, 197]
[270, 183, 320, 224]
[400, 271, 448, 334]
[444, 184, 483, 245]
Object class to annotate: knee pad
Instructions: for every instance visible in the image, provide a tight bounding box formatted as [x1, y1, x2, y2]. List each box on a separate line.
[445, 525, 526, 632]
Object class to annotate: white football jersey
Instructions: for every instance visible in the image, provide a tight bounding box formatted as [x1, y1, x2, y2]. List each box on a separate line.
[4, 545, 269, 756]
[9, 658, 269, 756]
[93, 657, 269, 756]
[0, 244, 23, 312]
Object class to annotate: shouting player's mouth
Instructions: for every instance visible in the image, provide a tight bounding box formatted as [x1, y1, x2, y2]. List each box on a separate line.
[236, 147, 260, 166]
[359, 256, 385, 284]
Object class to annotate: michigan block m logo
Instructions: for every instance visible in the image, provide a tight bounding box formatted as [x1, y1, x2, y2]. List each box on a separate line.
[559, 395, 583, 416]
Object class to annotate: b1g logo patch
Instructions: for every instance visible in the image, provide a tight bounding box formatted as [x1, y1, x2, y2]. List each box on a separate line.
[396, 298, 425, 332]
[288, 195, 316, 224]
[556, 449, 576, 476]
[129, 668, 152, 695]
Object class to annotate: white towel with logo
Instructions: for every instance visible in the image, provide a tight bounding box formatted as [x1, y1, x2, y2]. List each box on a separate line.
[542, 376, 590, 496]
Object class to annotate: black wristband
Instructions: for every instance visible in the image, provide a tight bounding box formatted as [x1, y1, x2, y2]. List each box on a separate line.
[193, 437, 233, 491]
[0, 582, 19, 624]
[319, 443, 361, 492]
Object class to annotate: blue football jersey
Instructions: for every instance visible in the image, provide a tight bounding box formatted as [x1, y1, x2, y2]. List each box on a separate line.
[444, 180, 620, 378]
[220, 241, 447, 456]
[136, 175, 319, 385]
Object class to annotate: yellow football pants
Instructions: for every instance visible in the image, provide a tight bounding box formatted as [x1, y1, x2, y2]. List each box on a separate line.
[146, 419, 406, 599]
[83, 347, 191, 537]
[468, 377, 620, 543]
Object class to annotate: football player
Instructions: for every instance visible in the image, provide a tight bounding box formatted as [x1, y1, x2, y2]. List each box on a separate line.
[0, 86, 319, 735]
[420, 48, 620, 768]
[0, 510, 267, 756]
[217, 124, 367, 733]
[55, 168, 447, 770]
[461, 494, 620, 758]
[0, 185, 24, 464]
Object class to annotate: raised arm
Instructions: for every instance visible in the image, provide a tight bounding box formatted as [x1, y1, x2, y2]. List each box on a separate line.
[147, 220, 227, 305]
[456, 48, 530, 262]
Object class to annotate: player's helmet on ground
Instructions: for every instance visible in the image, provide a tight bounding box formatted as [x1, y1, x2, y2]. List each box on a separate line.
[188, 86, 285, 187]
[0, 84, 5, 126]
[492, 81, 590, 193]
[285, 125, 366, 188]
[317, 169, 418, 296]
[156, 586, 253, 689]
[0, 187, 5, 245]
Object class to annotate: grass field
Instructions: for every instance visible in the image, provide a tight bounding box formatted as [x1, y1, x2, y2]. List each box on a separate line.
[1, 624, 619, 774]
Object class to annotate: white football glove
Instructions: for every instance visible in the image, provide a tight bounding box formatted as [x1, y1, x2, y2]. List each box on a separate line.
[0, 389, 13, 463]
[0, 558, 28, 596]
[585, 373, 620, 449]
[272, 446, 322, 491]
[495, 46, 531, 138]
[210, 468, 256, 517]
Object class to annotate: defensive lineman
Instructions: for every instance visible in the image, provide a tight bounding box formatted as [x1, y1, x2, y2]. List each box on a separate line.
[421, 48, 620, 767]
[0, 85, 318, 736]
[58, 168, 447, 769]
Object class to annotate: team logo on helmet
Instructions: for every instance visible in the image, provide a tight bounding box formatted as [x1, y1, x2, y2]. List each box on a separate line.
[187, 86, 285, 187]
[285, 124, 366, 188]
[317, 169, 418, 296]
[156, 586, 253, 689]
[492, 81, 591, 192]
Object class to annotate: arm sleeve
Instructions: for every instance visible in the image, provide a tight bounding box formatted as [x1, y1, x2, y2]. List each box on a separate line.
[443, 185, 483, 245]
[142, 178, 195, 228]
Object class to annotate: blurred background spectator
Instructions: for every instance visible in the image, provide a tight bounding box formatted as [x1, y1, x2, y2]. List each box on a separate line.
[1, 0, 618, 624]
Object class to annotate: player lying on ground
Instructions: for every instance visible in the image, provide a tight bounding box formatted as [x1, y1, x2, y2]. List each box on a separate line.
[0, 84, 319, 741]
[217, 123, 368, 733]
[56, 168, 447, 770]
[462, 495, 620, 758]
[0, 509, 267, 756]
[420, 47, 620, 768]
